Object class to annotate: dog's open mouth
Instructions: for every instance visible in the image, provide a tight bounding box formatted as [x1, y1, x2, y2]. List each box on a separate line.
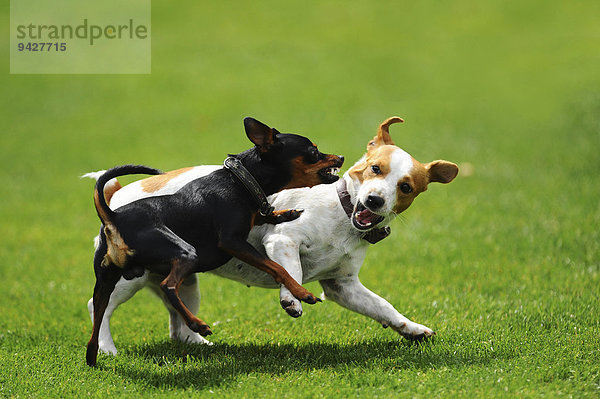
[318, 166, 340, 183]
[352, 201, 385, 230]
[318, 157, 344, 184]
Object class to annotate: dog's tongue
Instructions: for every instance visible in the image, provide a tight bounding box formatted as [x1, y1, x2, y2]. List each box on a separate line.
[356, 209, 378, 225]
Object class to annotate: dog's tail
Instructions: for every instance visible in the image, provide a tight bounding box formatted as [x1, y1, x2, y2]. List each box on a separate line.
[82, 170, 122, 207]
[93, 165, 162, 225]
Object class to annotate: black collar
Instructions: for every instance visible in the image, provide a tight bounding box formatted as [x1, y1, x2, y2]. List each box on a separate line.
[223, 156, 274, 216]
[336, 179, 391, 244]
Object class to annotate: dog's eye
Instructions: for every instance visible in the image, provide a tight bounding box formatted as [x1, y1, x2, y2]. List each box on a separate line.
[371, 165, 382, 175]
[399, 182, 413, 194]
[308, 147, 320, 161]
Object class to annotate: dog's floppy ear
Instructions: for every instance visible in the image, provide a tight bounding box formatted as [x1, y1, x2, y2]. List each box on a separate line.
[367, 116, 404, 152]
[426, 160, 459, 184]
[244, 117, 278, 152]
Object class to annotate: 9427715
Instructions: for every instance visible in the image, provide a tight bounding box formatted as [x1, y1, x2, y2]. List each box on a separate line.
[17, 42, 67, 51]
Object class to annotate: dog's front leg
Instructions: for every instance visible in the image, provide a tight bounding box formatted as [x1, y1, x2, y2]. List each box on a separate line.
[263, 234, 304, 317]
[319, 276, 435, 341]
[254, 209, 304, 226]
[218, 236, 320, 305]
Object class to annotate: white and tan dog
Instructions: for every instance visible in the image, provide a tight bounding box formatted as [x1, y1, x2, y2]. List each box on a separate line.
[85, 117, 458, 355]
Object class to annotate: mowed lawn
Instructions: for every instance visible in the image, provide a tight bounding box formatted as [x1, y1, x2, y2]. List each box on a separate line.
[1, 1, 599, 397]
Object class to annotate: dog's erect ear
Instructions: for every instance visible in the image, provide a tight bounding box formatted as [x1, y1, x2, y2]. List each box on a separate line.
[367, 116, 404, 152]
[426, 160, 459, 184]
[244, 117, 278, 152]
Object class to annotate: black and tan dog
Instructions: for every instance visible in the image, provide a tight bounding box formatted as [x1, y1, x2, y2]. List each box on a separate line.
[86, 117, 344, 366]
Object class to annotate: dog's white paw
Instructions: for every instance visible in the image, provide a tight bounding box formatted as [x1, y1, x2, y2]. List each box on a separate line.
[280, 295, 303, 318]
[174, 331, 213, 346]
[390, 321, 435, 341]
[98, 341, 118, 356]
[280, 285, 304, 317]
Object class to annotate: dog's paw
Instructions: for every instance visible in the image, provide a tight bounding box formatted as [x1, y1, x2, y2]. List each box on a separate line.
[189, 322, 213, 337]
[256, 209, 304, 226]
[175, 332, 213, 346]
[289, 285, 322, 305]
[278, 209, 304, 223]
[98, 341, 118, 356]
[300, 292, 322, 304]
[280, 297, 303, 318]
[391, 321, 435, 342]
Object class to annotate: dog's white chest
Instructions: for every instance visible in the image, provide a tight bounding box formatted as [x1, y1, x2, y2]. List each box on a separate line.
[298, 238, 367, 282]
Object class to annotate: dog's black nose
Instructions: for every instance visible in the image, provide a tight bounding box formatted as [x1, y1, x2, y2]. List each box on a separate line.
[365, 194, 385, 210]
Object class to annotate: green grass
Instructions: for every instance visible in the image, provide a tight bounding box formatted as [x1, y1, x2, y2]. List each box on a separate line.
[1, 0, 599, 397]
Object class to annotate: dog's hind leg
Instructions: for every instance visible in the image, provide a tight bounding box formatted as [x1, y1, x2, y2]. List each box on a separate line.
[87, 272, 150, 355]
[319, 276, 435, 341]
[160, 258, 213, 337]
[149, 274, 212, 345]
[86, 262, 123, 366]
[134, 226, 213, 337]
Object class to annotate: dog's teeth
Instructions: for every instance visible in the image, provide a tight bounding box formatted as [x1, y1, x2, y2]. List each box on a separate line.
[324, 167, 340, 176]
